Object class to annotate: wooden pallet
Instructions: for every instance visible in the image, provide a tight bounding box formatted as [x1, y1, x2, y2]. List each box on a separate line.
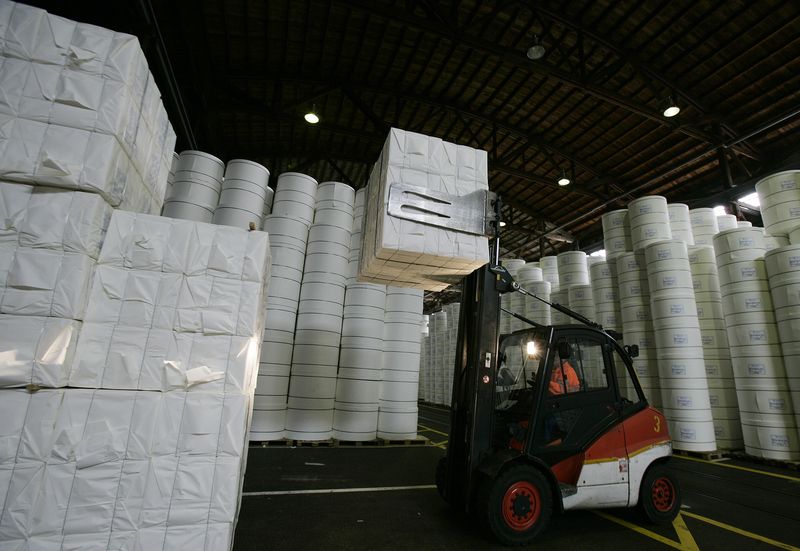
[253, 439, 334, 448]
[333, 438, 429, 447]
[727, 450, 800, 471]
[378, 436, 430, 447]
[418, 401, 450, 411]
[673, 449, 726, 461]
[334, 439, 385, 447]
[252, 436, 430, 448]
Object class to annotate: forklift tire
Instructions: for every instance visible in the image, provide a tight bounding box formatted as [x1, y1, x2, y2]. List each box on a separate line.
[435, 456, 447, 501]
[480, 464, 552, 546]
[638, 464, 681, 525]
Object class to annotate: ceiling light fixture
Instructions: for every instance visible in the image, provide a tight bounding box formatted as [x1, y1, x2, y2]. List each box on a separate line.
[526, 35, 546, 60]
[662, 96, 680, 118]
[557, 169, 570, 186]
[499, 221, 507, 227]
[304, 105, 319, 124]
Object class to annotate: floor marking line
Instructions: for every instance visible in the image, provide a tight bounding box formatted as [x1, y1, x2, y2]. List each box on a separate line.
[242, 484, 437, 497]
[593, 511, 686, 550]
[673, 513, 700, 551]
[673, 455, 800, 482]
[682, 511, 800, 551]
[417, 424, 449, 437]
[431, 440, 448, 450]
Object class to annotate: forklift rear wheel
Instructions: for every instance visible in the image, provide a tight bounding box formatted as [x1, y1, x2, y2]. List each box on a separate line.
[435, 456, 447, 500]
[638, 464, 681, 524]
[481, 465, 552, 546]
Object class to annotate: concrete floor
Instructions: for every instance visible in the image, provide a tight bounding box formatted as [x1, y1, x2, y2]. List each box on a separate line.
[234, 405, 800, 550]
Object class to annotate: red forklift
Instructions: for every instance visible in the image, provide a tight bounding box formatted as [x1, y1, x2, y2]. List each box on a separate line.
[407, 188, 681, 546]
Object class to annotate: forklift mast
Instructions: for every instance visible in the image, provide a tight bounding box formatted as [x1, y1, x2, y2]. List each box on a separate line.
[443, 265, 501, 509]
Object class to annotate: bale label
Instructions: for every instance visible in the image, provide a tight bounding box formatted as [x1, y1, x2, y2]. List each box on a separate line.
[744, 298, 762, 309]
[748, 363, 766, 375]
[770, 434, 789, 448]
[768, 398, 785, 411]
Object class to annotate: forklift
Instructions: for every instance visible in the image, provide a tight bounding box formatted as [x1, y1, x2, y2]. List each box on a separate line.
[390, 183, 681, 545]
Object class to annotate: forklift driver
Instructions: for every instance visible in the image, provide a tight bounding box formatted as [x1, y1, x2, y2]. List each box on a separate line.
[549, 342, 581, 395]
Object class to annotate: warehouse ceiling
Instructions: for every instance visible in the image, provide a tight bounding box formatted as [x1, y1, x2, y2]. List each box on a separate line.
[37, 0, 800, 265]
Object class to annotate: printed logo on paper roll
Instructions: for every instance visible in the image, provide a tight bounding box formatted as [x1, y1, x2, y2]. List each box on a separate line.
[790, 256, 800, 268]
[780, 179, 797, 190]
[702, 335, 713, 345]
[680, 428, 697, 440]
[644, 228, 657, 238]
[790, 208, 800, 217]
[693, 279, 701, 290]
[705, 364, 718, 375]
[709, 395, 719, 406]
[697, 306, 705, 317]
[748, 363, 766, 375]
[744, 298, 762, 309]
[636, 311, 647, 320]
[657, 250, 671, 260]
[689, 254, 699, 263]
[738, 238, 754, 247]
[749, 330, 767, 342]
[605, 291, 616, 301]
[663, 276, 677, 287]
[630, 285, 641, 295]
[741, 267, 756, 278]
[670, 304, 685, 314]
[771, 434, 789, 448]
[673, 334, 689, 344]
[677, 396, 693, 407]
[672, 363, 686, 375]
[768, 398, 786, 411]
[639, 205, 653, 214]
[636, 366, 648, 376]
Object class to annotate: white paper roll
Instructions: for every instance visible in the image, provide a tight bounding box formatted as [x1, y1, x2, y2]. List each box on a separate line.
[177, 150, 224, 180]
[161, 201, 213, 223]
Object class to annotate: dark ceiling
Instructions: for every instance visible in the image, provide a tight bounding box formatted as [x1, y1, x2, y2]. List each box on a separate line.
[34, 0, 800, 263]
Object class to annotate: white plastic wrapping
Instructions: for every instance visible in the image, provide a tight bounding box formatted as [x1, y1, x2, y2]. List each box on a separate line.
[0, 114, 161, 213]
[0, 181, 111, 256]
[0, 2, 177, 215]
[359, 128, 489, 290]
[0, 243, 95, 319]
[100, 210, 271, 284]
[0, 211, 270, 549]
[0, 389, 250, 549]
[0, 2, 149, 86]
[0, 56, 142, 147]
[70, 325, 261, 394]
[0, 314, 80, 387]
[82, 266, 265, 337]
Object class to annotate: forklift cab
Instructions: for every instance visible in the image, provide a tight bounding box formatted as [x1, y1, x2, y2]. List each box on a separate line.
[494, 326, 646, 462]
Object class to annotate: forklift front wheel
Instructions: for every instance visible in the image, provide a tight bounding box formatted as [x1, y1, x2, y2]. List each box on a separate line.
[638, 464, 681, 525]
[481, 465, 552, 546]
